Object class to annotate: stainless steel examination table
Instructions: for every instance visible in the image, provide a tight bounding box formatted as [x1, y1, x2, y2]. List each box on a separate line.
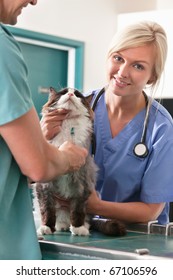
[39, 221, 173, 260]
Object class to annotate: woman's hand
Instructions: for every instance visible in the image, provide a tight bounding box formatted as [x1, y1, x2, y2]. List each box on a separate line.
[40, 109, 69, 140]
[86, 189, 101, 214]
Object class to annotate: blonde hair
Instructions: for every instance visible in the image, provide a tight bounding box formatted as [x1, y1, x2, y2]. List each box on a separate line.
[107, 21, 167, 87]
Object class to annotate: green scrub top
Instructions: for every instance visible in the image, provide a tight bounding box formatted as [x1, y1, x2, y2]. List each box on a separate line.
[0, 24, 42, 259]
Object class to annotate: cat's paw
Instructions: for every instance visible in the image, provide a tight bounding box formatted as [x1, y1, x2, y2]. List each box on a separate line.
[37, 225, 52, 236]
[70, 225, 90, 236]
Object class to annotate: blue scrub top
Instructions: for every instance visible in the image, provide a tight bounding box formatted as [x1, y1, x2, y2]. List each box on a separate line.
[0, 24, 42, 259]
[85, 89, 173, 224]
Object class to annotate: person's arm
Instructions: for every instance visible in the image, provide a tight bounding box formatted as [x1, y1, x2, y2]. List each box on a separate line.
[0, 107, 87, 182]
[86, 190, 165, 223]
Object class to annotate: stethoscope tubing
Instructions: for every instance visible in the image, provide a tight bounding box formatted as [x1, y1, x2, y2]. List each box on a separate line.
[91, 87, 150, 158]
[91, 87, 106, 111]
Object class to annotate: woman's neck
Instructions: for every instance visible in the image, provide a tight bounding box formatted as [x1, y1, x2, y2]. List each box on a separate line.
[105, 90, 146, 120]
[105, 90, 147, 137]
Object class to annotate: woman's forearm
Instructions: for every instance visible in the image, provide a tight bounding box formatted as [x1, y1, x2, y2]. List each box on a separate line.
[87, 191, 165, 223]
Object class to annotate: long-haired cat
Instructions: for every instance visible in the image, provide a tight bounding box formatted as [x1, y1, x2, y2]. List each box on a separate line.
[33, 87, 126, 237]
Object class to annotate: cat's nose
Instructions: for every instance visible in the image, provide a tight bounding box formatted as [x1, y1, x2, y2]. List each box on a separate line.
[68, 92, 74, 97]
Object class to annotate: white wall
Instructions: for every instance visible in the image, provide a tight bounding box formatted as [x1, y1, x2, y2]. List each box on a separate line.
[16, 0, 173, 95]
[114, 0, 157, 13]
[17, 0, 118, 92]
[157, 0, 173, 9]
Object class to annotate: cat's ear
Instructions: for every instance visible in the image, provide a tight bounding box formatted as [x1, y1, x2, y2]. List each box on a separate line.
[49, 87, 57, 100]
[42, 87, 57, 113]
[85, 94, 95, 121]
[85, 94, 94, 105]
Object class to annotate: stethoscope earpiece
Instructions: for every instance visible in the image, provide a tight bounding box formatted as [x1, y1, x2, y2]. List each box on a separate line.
[133, 142, 149, 158]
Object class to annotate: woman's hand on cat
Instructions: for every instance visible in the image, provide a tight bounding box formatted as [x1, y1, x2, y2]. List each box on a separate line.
[58, 141, 88, 172]
[86, 190, 102, 214]
[40, 109, 69, 140]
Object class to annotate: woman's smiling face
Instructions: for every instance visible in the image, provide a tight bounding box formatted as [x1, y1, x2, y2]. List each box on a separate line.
[106, 44, 156, 98]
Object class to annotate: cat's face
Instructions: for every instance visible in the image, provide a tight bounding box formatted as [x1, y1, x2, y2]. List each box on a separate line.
[42, 87, 93, 120]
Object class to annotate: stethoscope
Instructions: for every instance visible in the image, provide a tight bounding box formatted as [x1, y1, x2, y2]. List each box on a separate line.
[91, 87, 150, 158]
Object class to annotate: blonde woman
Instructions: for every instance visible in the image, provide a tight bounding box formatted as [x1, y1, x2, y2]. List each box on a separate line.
[42, 21, 173, 226]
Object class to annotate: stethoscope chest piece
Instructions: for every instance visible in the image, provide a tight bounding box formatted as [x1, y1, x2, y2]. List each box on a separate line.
[133, 142, 149, 158]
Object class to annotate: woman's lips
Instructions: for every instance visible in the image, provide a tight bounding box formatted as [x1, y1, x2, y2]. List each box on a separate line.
[114, 77, 130, 88]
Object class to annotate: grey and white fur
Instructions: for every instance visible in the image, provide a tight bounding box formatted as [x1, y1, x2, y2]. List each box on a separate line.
[33, 87, 126, 237]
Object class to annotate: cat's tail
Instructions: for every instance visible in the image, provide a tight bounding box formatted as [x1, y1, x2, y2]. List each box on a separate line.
[90, 218, 126, 237]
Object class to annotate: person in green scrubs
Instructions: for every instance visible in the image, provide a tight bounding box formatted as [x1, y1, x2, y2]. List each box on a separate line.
[0, 0, 87, 260]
